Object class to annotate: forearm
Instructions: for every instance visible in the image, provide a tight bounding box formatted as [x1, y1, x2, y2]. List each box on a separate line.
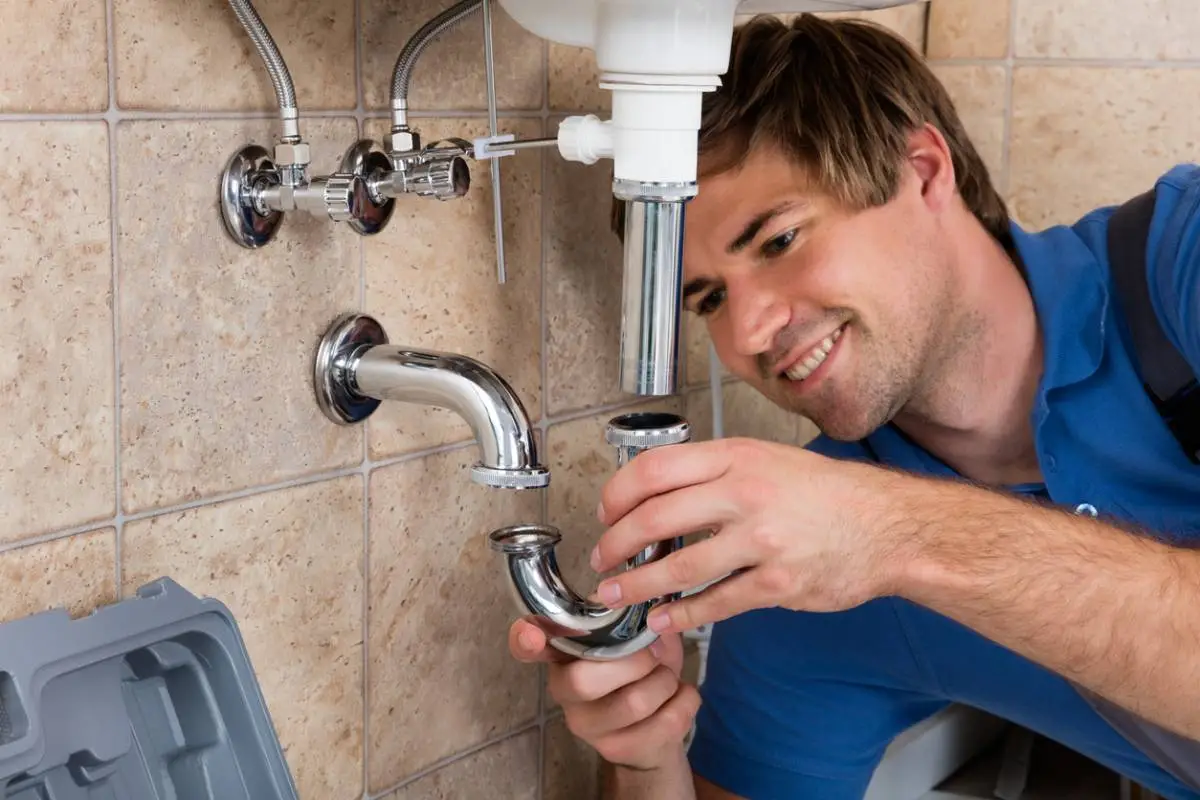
[890, 475, 1200, 739]
[603, 747, 698, 800]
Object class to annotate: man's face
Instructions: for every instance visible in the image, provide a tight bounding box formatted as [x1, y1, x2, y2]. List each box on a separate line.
[682, 145, 956, 441]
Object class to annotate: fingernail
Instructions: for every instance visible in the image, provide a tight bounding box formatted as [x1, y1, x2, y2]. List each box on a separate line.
[648, 610, 670, 633]
[590, 546, 602, 572]
[649, 639, 664, 660]
[597, 582, 621, 605]
[518, 629, 539, 652]
[596, 501, 606, 522]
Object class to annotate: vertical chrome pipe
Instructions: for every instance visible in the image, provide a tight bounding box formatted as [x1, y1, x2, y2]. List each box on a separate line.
[614, 180, 695, 397]
[490, 412, 691, 660]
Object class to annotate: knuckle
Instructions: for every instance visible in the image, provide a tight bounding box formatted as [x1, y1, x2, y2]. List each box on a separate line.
[665, 550, 694, 586]
[564, 664, 600, 702]
[746, 520, 781, 554]
[664, 688, 701, 735]
[620, 685, 652, 721]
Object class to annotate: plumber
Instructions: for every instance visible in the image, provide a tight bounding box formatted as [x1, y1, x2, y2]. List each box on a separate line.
[508, 12, 1200, 800]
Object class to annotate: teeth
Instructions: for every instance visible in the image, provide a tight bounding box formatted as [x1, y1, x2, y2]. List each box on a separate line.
[785, 326, 843, 382]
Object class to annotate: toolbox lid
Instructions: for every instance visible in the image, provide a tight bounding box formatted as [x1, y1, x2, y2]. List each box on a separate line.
[0, 577, 298, 800]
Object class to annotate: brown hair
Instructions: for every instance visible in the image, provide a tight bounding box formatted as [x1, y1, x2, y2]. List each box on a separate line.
[613, 13, 1010, 245]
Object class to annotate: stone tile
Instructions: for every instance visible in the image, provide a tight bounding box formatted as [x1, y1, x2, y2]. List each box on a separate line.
[544, 715, 601, 800]
[122, 477, 364, 800]
[361, 0, 544, 112]
[544, 121, 628, 414]
[928, 0, 1011, 60]
[1015, 0, 1200, 60]
[818, 4, 929, 52]
[381, 730, 539, 800]
[0, 0, 108, 112]
[1008, 67, 1200, 229]
[363, 118, 543, 459]
[0, 529, 116, 624]
[367, 447, 541, 791]
[931, 64, 1010, 190]
[722, 381, 818, 447]
[117, 118, 361, 513]
[0, 122, 115, 542]
[114, 0, 356, 111]
[548, 44, 609, 112]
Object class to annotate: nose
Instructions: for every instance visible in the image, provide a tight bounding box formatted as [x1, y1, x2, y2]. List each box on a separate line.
[727, 277, 790, 358]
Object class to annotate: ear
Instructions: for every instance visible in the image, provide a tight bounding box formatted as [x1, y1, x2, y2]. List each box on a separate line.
[905, 123, 957, 213]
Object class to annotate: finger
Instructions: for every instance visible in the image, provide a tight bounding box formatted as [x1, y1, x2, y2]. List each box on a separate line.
[567, 664, 680, 739]
[599, 440, 735, 526]
[593, 683, 703, 767]
[508, 618, 575, 665]
[548, 646, 661, 705]
[593, 481, 737, 573]
[644, 571, 765, 635]
[596, 531, 755, 609]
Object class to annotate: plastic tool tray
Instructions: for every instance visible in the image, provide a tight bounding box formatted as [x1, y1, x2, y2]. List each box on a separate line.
[0, 578, 298, 799]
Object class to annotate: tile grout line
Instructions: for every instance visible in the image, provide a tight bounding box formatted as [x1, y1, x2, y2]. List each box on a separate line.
[1001, 0, 1018, 197]
[0, 440, 480, 557]
[919, 56, 1200, 69]
[105, 0, 126, 600]
[368, 722, 541, 799]
[536, 32, 551, 800]
[0, 108, 549, 123]
[353, 0, 371, 797]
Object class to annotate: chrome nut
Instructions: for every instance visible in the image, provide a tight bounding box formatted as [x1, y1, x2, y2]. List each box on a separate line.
[322, 174, 359, 223]
[386, 129, 420, 156]
[274, 142, 311, 167]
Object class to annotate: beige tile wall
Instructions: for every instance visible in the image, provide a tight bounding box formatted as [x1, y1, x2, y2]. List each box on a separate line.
[0, 1, 924, 798]
[928, 0, 1200, 230]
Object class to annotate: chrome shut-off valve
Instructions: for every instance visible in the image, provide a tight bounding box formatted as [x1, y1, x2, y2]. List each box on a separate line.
[489, 412, 691, 661]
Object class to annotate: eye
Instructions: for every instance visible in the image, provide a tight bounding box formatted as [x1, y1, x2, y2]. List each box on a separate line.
[761, 229, 797, 258]
[696, 286, 727, 316]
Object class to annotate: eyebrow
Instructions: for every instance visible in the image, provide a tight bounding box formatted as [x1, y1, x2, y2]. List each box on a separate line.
[727, 202, 798, 254]
[682, 277, 713, 303]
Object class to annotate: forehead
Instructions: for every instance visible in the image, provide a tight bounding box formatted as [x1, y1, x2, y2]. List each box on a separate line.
[684, 149, 817, 260]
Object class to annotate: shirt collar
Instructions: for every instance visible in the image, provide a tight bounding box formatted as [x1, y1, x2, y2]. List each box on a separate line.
[1011, 219, 1111, 393]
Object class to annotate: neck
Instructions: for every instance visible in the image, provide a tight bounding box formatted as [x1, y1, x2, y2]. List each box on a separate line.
[893, 218, 1045, 487]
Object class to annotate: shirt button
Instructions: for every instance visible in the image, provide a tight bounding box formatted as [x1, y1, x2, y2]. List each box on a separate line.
[1045, 455, 1057, 471]
[1075, 503, 1098, 517]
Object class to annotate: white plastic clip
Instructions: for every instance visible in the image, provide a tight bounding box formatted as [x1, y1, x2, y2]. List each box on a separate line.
[472, 133, 516, 161]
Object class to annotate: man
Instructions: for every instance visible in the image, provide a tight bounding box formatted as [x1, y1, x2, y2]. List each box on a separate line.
[510, 13, 1200, 800]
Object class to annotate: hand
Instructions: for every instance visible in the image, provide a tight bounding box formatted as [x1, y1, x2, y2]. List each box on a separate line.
[590, 437, 913, 634]
[508, 617, 700, 771]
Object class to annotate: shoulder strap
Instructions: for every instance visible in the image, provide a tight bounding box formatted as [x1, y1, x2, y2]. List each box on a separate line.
[1107, 189, 1200, 464]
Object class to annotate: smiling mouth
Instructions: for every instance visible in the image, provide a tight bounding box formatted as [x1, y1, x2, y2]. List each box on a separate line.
[779, 324, 846, 382]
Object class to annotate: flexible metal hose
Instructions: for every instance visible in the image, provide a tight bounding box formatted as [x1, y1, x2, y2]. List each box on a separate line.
[390, 0, 483, 128]
[228, 0, 300, 142]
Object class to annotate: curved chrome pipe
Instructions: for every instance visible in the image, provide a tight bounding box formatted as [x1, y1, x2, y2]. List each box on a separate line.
[228, 0, 300, 142]
[314, 313, 548, 489]
[490, 412, 691, 660]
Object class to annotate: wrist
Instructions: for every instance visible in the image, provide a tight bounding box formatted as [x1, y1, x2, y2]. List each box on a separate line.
[868, 469, 971, 601]
[605, 745, 693, 798]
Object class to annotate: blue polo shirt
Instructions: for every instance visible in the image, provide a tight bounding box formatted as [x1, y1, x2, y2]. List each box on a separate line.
[688, 164, 1200, 800]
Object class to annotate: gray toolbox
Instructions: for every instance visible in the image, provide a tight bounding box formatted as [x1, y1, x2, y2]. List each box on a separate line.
[0, 577, 299, 799]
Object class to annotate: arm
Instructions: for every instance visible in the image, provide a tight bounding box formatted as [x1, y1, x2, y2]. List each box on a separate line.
[603, 752, 744, 799]
[893, 473, 1200, 740]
